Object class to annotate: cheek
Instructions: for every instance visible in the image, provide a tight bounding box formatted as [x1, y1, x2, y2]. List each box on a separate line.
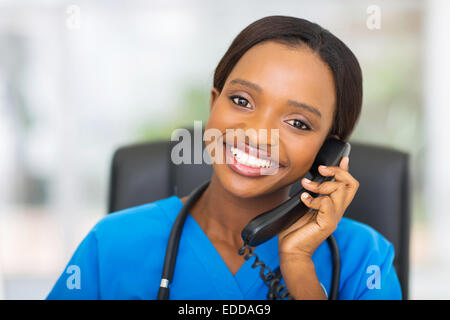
[285, 139, 319, 175]
[204, 101, 236, 159]
[207, 98, 244, 129]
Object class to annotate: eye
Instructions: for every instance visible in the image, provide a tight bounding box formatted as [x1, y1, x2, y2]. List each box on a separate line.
[285, 119, 311, 131]
[229, 95, 252, 109]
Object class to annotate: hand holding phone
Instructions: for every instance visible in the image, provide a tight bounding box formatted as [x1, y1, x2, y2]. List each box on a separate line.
[241, 137, 351, 246]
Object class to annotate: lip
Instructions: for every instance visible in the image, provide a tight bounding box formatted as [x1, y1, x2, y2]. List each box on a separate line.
[223, 143, 285, 177]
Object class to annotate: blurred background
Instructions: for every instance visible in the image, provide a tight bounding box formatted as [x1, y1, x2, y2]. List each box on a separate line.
[0, 0, 449, 299]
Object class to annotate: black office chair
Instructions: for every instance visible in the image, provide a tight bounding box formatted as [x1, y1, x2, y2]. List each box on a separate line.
[108, 128, 411, 299]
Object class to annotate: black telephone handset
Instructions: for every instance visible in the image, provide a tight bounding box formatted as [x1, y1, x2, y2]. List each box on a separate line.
[241, 137, 351, 247]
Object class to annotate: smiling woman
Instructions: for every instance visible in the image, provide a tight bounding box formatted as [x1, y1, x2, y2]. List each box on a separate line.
[46, 15, 401, 300]
[207, 41, 338, 198]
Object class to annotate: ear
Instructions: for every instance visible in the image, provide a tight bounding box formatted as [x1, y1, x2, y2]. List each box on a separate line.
[209, 87, 220, 113]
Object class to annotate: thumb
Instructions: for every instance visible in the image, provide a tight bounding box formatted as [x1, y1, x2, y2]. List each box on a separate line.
[340, 156, 349, 171]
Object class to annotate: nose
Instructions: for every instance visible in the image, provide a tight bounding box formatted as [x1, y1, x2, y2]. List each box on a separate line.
[244, 127, 279, 152]
[244, 109, 280, 150]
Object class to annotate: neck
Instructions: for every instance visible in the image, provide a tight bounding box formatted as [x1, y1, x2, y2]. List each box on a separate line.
[188, 173, 291, 249]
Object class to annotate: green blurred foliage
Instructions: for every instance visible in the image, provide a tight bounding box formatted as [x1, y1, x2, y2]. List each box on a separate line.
[353, 53, 423, 154]
[352, 51, 425, 223]
[135, 84, 210, 142]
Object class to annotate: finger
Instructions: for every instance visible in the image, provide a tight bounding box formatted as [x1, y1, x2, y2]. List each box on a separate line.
[309, 169, 358, 212]
[312, 165, 360, 217]
[301, 193, 337, 231]
[302, 171, 358, 205]
[340, 156, 349, 171]
[302, 178, 347, 196]
[318, 165, 359, 189]
[302, 179, 347, 220]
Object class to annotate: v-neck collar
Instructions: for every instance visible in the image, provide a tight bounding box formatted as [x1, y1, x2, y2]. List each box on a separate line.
[158, 195, 280, 299]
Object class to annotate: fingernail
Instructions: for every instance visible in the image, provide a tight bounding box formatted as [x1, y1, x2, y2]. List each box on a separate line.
[303, 178, 311, 183]
[301, 192, 310, 199]
[319, 165, 327, 170]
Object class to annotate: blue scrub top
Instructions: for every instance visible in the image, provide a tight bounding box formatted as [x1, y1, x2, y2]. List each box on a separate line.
[46, 195, 402, 300]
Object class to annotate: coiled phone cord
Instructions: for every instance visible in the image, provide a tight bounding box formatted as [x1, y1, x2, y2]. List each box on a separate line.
[238, 244, 293, 300]
[238, 235, 340, 300]
[158, 179, 340, 300]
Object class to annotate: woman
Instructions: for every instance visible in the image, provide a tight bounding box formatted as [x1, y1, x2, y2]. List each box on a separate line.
[47, 15, 402, 300]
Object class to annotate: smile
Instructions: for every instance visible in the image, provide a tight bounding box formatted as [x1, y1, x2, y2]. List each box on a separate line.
[230, 146, 273, 168]
[223, 142, 283, 177]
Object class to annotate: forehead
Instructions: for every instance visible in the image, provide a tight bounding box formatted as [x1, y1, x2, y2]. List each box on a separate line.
[225, 41, 336, 120]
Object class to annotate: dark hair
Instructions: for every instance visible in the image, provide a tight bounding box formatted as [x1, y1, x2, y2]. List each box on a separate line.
[213, 15, 363, 142]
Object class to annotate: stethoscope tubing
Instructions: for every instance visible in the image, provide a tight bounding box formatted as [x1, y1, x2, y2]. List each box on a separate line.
[157, 179, 340, 300]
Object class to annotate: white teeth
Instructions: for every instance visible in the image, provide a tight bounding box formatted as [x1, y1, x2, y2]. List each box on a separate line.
[230, 146, 272, 168]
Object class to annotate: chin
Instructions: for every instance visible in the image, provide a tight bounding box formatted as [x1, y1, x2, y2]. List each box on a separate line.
[212, 162, 288, 199]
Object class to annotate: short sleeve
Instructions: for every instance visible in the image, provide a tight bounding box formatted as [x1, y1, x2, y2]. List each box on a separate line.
[356, 241, 402, 300]
[332, 218, 403, 300]
[46, 230, 100, 300]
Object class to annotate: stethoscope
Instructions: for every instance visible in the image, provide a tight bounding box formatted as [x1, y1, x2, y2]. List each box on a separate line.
[157, 179, 340, 300]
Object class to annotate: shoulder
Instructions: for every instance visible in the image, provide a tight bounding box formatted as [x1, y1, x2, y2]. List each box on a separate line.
[46, 196, 182, 299]
[313, 217, 395, 272]
[331, 217, 402, 299]
[334, 217, 393, 251]
[332, 217, 395, 268]
[90, 195, 181, 246]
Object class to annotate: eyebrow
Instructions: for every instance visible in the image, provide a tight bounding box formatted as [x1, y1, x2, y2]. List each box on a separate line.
[229, 78, 322, 119]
